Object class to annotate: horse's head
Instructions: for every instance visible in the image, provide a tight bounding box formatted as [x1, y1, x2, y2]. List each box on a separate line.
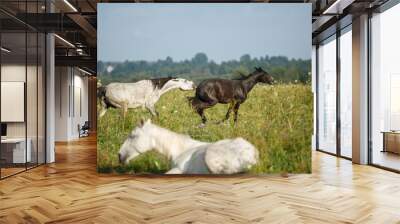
[168, 78, 196, 91]
[254, 67, 274, 84]
[118, 119, 155, 164]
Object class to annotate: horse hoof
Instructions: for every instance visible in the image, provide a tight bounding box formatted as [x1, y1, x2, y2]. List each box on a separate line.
[198, 123, 206, 128]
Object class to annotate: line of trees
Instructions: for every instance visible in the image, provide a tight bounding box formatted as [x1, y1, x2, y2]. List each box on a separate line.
[98, 53, 311, 85]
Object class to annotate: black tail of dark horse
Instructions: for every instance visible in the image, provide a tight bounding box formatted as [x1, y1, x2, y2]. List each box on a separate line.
[97, 86, 116, 112]
[187, 96, 202, 111]
[97, 86, 106, 104]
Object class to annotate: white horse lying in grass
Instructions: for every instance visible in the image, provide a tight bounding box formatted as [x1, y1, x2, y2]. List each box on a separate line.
[118, 119, 259, 174]
[98, 77, 195, 117]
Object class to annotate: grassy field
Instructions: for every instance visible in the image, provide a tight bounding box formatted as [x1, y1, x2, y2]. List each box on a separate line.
[97, 84, 313, 174]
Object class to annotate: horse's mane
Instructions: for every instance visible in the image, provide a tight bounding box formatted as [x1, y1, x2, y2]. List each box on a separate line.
[232, 68, 264, 80]
[147, 122, 192, 141]
[150, 77, 176, 89]
[232, 72, 250, 80]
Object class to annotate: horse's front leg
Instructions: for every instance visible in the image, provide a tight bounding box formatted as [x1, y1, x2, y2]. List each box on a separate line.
[146, 103, 158, 117]
[122, 102, 128, 118]
[145, 96, 159, 117]
[197, 108, 207, 127]
[233, 103, 241, 124]
[222, 101, 235, 122]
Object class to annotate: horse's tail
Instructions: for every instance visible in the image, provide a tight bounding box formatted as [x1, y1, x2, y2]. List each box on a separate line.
[97, 85, 106, 100]
[187, 96, 195, 108]
[97, 85, 107, 118]
[187, 96, 201, 110]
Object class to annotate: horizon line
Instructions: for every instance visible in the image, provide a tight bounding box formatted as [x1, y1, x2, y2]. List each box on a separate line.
[98, 54, 311, 64]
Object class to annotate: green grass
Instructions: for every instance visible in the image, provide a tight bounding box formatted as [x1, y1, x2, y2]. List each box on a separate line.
[97, 84, 313, 174]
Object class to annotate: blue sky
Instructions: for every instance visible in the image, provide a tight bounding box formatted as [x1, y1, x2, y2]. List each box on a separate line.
[98, 4, 311, 63]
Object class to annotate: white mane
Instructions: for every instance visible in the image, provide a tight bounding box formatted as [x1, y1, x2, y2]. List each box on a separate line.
[159, 78, 193, 95]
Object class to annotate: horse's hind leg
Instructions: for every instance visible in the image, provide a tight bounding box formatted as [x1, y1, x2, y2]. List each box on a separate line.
[192, 97, 217, 126]
[192, 100, 207, 124]
[197, 107, 207, 125]
[199, 101, 218, 124]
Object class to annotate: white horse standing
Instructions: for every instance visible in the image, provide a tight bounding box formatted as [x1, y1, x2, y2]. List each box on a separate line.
[98, 77, 195, 117]
[118, 120, 259, 174]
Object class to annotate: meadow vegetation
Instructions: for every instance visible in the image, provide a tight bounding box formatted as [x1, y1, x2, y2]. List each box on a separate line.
[97, 84, 313, 174]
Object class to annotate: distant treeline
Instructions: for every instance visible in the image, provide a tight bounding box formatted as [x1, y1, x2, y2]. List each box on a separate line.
[98, 53, 311, 85]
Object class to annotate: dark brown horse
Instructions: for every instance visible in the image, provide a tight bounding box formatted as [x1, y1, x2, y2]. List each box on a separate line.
[189, 67, 274, 125]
